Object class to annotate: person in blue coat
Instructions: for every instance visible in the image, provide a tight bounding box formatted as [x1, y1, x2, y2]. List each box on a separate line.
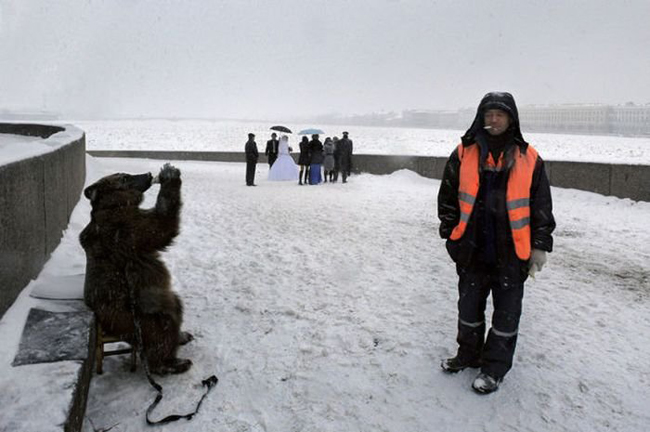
[308, 134, 324, 185]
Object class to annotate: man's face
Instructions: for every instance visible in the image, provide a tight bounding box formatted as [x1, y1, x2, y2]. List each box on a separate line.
[483, 109, 511, 136]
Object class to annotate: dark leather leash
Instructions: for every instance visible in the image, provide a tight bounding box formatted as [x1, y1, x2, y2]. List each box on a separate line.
[126, 262, 218, 425]
[143, 374, 218, 425]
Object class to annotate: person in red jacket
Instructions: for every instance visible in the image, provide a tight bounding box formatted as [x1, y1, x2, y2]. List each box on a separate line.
[437, 92, 555, 394]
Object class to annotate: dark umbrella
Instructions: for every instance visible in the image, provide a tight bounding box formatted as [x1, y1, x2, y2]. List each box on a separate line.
[270, 125, 292, 134]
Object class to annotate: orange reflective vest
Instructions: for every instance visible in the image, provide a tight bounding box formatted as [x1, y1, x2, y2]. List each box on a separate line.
[449, 142, 538, 260]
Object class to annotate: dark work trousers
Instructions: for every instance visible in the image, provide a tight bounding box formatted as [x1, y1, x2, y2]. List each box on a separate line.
[246, 161, 256, 185]
[455, 261, 525, 379]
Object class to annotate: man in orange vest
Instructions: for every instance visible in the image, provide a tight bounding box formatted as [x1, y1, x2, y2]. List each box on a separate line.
[437, 92, 555, 394]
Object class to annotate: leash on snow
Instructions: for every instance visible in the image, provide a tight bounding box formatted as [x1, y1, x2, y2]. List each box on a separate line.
[143, 374, 218, 425]
[126, 263, 218, 426]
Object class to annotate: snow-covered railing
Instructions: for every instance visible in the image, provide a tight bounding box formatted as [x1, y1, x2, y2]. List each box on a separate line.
[87, 150, 650, 202]
[0, 123, 86, 318]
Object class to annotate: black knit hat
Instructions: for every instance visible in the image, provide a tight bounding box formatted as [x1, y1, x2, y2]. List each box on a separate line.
[461, 92, 527, 146]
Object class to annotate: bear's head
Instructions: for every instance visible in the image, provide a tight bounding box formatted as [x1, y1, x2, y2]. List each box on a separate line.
[84, 172, 153, 209]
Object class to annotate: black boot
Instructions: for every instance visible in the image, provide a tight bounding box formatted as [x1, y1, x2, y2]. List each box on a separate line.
[440, 356, 481, 373]
[472, 372, 502, 394]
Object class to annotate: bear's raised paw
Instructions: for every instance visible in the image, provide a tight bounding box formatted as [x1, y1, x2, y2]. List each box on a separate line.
[158, 163, 181, 183]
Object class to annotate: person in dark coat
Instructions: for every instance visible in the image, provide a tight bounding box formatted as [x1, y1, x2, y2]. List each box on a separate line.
[245, 133, 259, 186]
[298, 136, 311, 185]
[308, 134, 324, 185]
[341, 131, 353, 177]
[265, 133, 279, 167]
[437, 92, 555, 394]
[337, 132, 353, 183]
[332, 136, 341, 182]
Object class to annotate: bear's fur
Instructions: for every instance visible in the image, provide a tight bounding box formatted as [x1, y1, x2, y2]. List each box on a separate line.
[80, 164, 192, 375]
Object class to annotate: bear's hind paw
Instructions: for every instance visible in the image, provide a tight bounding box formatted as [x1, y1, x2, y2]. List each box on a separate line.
[151, 358, 193, 375]
[179, 331, 194, 346]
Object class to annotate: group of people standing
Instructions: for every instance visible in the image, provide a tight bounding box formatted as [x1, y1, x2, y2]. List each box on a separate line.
[297, 132, 353, 185]
[244, 131, 353, 186]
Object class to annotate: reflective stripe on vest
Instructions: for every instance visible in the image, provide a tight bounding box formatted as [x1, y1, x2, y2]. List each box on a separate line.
[449, 142, 538, 260]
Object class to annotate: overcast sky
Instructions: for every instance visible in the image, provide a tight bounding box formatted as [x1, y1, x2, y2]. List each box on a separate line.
[1, 0, 649, 120]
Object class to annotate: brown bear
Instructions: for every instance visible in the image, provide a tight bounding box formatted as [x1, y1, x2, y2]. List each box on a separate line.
[80, 163, 192, 375]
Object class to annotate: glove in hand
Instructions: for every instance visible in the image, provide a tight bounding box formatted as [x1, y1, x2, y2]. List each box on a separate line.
[528, 249, 547, 278]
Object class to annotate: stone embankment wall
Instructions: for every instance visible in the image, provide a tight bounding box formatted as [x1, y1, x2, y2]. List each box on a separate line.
[88, 150, 649, 202]
[0, 123, 86, 317]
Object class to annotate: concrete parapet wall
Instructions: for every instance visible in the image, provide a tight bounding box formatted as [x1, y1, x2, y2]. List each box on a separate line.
[546, 161, 650, 202]
[0, 124, 86, 318]
[88, 149, 244, 163]
[609, 164, 650, 202]
[350, 154, 447, 179]
[87, 150, 650, 202]
[548, 161, 612, 197]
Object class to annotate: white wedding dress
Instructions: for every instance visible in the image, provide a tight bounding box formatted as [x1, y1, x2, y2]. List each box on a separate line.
[268, 136, 299, 181]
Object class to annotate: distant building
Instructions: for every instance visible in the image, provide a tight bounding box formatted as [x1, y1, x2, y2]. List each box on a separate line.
[610, 104, 650, 135]
[300, 104, 650, 136]
[399, 104, 650, 136]
[401, 110, 438, 128]
[518, 104, 650, 136]
[519, 105, 612, 134]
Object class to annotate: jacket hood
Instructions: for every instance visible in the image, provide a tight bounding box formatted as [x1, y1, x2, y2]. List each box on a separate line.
[461, 92, 528, 148]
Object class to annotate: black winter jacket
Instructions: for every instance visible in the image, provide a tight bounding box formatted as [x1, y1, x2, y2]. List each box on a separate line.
[245, 140, 259, 163]
[298, 140, 310, 165]
[437, 139, 555, 273]
[309, 139, 324, 164]
[265, 139, 279, 157]
[438, 91, 555, 277]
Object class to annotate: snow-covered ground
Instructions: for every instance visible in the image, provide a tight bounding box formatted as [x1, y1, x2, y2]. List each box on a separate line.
[73, 119, 650, 164]
[2, 154, 648, 432]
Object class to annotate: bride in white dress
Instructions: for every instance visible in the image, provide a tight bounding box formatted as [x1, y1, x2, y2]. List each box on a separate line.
[268, 134, 299, 181]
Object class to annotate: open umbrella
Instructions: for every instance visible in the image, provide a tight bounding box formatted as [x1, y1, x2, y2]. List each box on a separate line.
[298, 128, 325, 135]
[270, 125, 292, 134]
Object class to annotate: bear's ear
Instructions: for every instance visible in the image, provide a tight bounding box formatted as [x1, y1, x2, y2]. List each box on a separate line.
[84, 185, 98, 202]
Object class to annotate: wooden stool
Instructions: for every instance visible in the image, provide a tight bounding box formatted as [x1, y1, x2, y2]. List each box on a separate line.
[95, 323, 138, 374]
